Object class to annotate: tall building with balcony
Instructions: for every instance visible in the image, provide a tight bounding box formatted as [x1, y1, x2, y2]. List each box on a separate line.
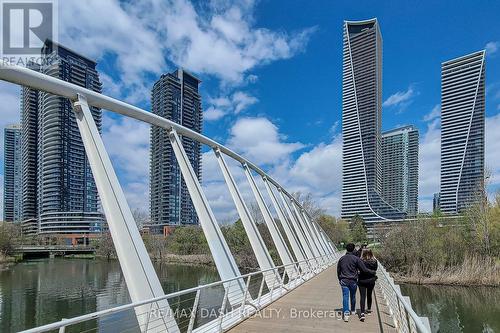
[3, 124, 22, 222]
[433, 193, 441, 214]
[21, 62, 40, 223]
[381, 126, 419, 217]
[20, 41, 104, 235]
[440, 51, 485, 214]
[150, 69, 202, 231]
[341, 18, 406, 223]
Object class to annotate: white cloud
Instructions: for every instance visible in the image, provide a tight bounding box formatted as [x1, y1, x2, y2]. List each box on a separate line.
[383, 85, 418, 108]
[59, 0, 167, 103]
[486, 113, 500, 186]
[57, 0, 314, 103]
[204, 107, 227, 121]
[423, 104, 440, 122]
[418, 118, 441, 211]
[233, 92, 258, 114]
[485, 41, 499, 56]
[101, 114, 151, 209]
[288, 137, 342, 194]
[1, 0, 316, 215]
[227, 117, 305, 166]
[205, 91, 258, 121]
[130, 0, 315, 83]
[201, 118, 343, 220]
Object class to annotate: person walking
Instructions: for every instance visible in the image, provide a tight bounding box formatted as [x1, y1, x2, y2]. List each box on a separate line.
[358, 248, 378, 322]
[337, 243, 376, 322]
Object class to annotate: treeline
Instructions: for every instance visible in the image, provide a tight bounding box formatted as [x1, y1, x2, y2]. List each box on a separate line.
[376, 194, 500, 286]
[94, 219, 285, 270]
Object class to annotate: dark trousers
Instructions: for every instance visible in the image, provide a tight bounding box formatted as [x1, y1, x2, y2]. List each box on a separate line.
[359, 283, 375, 313]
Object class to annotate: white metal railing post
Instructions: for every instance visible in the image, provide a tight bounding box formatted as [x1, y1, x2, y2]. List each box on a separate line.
[241, 275, 252, 308]
[243, 163, 297, 278]
[262, 177, 308, 270]
[312, 220, 334, 259]
[291, 201, 323, 260]
[18, 255, 343, 333]
[377, 263, 431, 333]
[256, 274, 266, 306]
[168, 128, 245, 306]
[214, 148, 280, 288]
[278, 190, 317, 262]
[302, 211, 328, 257]
[187, 290, 200, 333]
[218, 282, 230, 332]
[72, 95, 179, 333]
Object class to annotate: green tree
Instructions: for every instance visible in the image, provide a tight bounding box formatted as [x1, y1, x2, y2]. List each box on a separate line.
[221, 220, 257, 268]
[317, 215, 350, 245]
[0, 223, 18, 256]
[350, 215, 367, 243]
[168, 226, 209, 255]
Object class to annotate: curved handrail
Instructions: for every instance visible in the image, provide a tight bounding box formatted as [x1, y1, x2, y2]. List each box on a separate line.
[18, 254, 337, 333]
[377, 262, 430, 333]
[0, 63, 310, 217]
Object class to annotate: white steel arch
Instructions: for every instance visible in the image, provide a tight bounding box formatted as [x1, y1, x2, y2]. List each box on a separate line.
[0, 63, 339, 332]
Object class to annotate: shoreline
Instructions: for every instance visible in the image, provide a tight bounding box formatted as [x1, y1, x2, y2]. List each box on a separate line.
[393, 274, 500, 287]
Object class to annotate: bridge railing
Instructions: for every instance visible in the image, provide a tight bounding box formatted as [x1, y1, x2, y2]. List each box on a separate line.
[0, 62, 340, 332]
[19, 254, 338, 333]
[377, 263, 431, 333]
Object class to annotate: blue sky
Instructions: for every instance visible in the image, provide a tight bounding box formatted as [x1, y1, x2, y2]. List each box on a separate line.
[1, 0, 500, 221]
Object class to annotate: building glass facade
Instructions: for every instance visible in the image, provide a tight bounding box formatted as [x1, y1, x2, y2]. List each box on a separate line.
[341, 18, 406, 223]
[3, 124, 22, 222]
[381, 126, 419, 217]
[21, 41, 104, 234]
[150, 69, 202, 231]
[440, 51, 485, 214]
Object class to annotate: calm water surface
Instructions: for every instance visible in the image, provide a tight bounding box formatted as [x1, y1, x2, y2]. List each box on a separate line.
[401, 284, 500, 333]
[3, 259, 499, 333]
[0, 258, 220, 332]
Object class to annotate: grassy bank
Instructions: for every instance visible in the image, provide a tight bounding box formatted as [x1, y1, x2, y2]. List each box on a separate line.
[391, 256, 500, 286]
[376, 196, 500, 286]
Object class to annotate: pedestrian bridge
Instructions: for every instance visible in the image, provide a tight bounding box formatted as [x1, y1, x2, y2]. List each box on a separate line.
[0, 63, 429, 333]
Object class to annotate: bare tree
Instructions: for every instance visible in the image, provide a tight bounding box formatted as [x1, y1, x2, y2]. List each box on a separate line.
[94, 232, 116, 260]
[132, 208, 150, 230]
[292, 191, 325, 222]
[248, 201, 265, 225]
[466, 169, 493, 255]
[144, 234, 169, 261]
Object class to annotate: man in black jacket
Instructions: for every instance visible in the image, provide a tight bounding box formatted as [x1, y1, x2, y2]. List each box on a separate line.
[337, 243, 376, 322]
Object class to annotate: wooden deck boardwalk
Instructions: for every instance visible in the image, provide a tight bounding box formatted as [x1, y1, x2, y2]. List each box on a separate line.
[229, 265, 397, 333]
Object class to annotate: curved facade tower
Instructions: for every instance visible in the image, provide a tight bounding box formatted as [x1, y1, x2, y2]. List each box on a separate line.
[341, 19, 405, 222]
[440, 51, 485, 214]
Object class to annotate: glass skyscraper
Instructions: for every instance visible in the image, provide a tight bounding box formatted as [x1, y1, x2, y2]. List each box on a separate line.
[21, 41, 104, 234]
[440, 51, 485, 214]
[3, 124, 22, 222]
[381, 126, 419, 217]
[150, 69, 202, 231]
[341, 18, 406, 223]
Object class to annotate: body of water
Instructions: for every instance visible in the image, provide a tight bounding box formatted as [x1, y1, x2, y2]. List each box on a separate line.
[401, 284, 500, 333]
[2, 259, 499, 332]
[0, 258, 220, 332]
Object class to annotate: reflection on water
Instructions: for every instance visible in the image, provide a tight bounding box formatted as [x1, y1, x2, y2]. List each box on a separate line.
[0, 258, 219, 332]
[401, 284, 500, 333]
